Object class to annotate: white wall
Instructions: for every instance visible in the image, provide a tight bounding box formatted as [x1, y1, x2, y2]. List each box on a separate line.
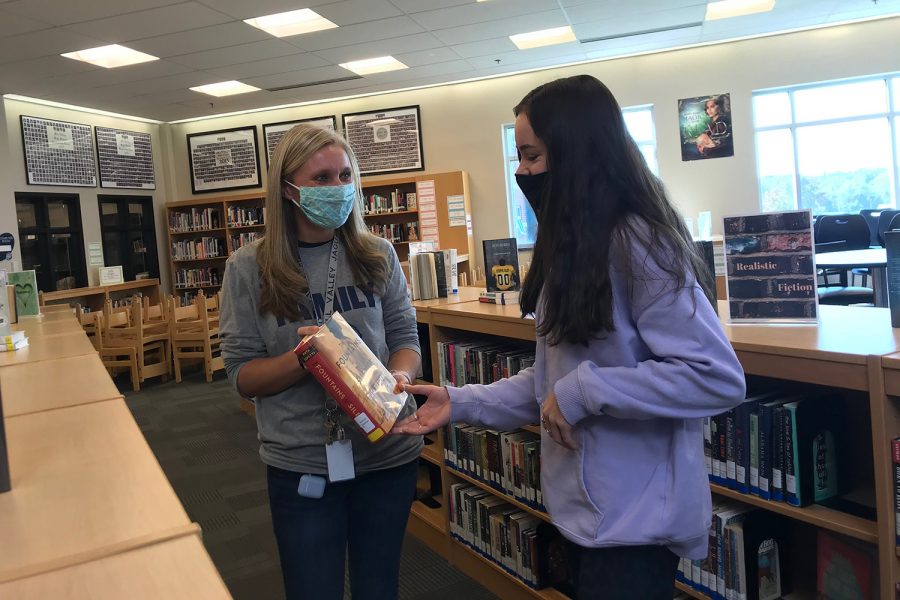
[166, 17, 900, 268]
[1, 17, 898, 288]
[0, 99, 170, 287]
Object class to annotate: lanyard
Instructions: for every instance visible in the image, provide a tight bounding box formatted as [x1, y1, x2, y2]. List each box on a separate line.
[297, 237, 339, 326]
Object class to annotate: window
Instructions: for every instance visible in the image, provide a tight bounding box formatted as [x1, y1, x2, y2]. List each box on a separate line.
[753, 74, 900, 214]
[15, 192, 87, 292]
[98, 195, 160, 282]
[503, 106, 658, 247]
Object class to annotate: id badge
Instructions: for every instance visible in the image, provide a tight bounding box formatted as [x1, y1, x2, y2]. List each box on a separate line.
[325, 439, 355, 482]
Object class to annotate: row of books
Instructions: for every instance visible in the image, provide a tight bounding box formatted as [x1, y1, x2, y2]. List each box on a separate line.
[408, 249, 458, 301]
[231, 232, 262, 250]
[448, 483, 567, 590]
[678, 504, 786, 600]
[171, 237, 225, 261]
[444, 423, 544, 511]
[226, 205, 265, 227]
[174, 267, 221, 290]
[363, 190, 416, 215]
[705, 391, 848, 508]
[1, 330, 28, 352]
[169, 208, 221, 232]
[435, 339, 534, 387]
[368, 222, 419, 244]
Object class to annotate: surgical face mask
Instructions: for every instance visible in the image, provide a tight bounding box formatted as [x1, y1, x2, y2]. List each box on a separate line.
[284, 180, 357, 229]
[515, 171, 548, 219]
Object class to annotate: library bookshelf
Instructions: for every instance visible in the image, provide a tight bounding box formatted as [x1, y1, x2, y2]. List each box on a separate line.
[165, 192, 265, 302]
[361, 170, 476, 282]
[407, 295, 900, 600]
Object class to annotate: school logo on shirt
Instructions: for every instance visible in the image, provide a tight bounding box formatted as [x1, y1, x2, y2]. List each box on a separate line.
[275, 285, 376, 327]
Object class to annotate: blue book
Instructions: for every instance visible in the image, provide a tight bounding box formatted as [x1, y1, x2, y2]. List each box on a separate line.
[758, 400, 788, 501]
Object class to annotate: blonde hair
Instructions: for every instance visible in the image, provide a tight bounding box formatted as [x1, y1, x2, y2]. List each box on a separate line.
[258, 124, 389, 321]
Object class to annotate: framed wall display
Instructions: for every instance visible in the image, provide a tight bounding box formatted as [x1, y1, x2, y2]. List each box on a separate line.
[95, 126, 156, 189]
[263, 116, 337, 166]
[678, 93, 734, 161]
[342, 106, 424, 176]
[20, 115, 97, 187]
[186, 126, 261, 194]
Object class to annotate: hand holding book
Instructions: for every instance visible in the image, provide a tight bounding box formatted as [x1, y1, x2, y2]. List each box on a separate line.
[392, 383, 450, 435]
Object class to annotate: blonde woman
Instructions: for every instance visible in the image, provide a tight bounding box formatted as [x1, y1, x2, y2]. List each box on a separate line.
[219, 124, 421, 600]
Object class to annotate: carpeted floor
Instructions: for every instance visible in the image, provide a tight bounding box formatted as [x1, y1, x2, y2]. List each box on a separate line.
[121, 370, 498, 600]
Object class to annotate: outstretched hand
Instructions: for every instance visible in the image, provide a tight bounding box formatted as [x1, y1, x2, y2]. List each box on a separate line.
[392, 383, 451, 435]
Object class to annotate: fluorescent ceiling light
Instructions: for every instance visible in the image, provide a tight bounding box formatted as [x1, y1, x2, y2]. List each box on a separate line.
[61, 44, 158, 68]
[705, 0, 776, 21]
[189, 81, 261, 97]
[510, 26, 577, 50]
[339, 56, 408, 76]
[243, 8, 338, 37]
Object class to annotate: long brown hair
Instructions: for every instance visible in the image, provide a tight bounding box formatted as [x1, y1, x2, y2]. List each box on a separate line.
[516, 75, 714, 346]
[257, 124, 389, 321]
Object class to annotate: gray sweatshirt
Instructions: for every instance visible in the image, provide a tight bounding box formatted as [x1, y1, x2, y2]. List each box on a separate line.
[219, 236, 422, 474]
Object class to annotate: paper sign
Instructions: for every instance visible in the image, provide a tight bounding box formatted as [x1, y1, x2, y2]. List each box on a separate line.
[447, 195, 466, 227]
[99, 266, 124, 285]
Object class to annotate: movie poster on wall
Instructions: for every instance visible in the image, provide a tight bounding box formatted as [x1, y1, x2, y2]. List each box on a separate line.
[723, 210, 817, 322]
[342, 106, 423, 176]
[678, 93, 734, 161]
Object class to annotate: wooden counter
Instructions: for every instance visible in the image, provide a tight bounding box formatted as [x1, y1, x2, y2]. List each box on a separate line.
[13, 315, 83, 337]
[40, 279, 160, 311]
[0, 399, 193, 583]
[0, 533, 230, 599]
[411, 286, 483, 324]
[428, 300, 536, 342]
[1, 354, 121, 417]
[0, 332, 96, 368]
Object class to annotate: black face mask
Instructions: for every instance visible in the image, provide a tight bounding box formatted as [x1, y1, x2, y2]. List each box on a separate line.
[515, 172, 548, 219]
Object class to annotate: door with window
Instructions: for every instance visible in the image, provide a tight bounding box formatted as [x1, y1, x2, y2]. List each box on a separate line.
[98, 195, 159, 282]
[15, 193, 88, 292]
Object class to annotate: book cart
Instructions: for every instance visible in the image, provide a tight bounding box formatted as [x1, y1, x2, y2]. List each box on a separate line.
[407, 295, 900, 600]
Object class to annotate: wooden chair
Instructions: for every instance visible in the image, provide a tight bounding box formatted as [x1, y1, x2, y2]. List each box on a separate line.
[169, 292, 224, 383]
[95, 310, 140, 392]
[74, 303, 100, 349]
[142, 295, 170, 330]
[101, 298, 171, 386]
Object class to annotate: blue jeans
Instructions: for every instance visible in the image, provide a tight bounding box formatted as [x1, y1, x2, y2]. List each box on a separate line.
[565, 541, 680, 600]
[267, 460, 417, 600]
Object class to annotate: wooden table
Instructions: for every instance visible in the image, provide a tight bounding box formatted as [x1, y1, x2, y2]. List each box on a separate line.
[0, 332, 96, 367]
[0, 354, 121, 417]
[411, 286, 483, 324]
[0, 399, 193, 583]
[12, 316, 83, 337]
[815, 247, 887, 306]
[40, 279, 161, 312]
[0, 533, 231, 599]
[27, 310, 78, 323]
[39, 303, 73, 314]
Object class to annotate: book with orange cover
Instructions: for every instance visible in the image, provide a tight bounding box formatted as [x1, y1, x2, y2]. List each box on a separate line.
[294, 312, 408, 442]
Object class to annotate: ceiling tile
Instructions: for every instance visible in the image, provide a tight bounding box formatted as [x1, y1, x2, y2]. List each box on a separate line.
[0, 8, 53, 36]
[167, 39, 301, 70]
[1, 0, 183, 27]
[312, 32, 443, 64]
[431, 10, 569, 46]
[389, 0, 472, 12]
[0, 28, 105, 64]
[241, 64, 354, 90]
[465, 42, 585, 69]
[100, 70, 220, 96]
[573, 7, 707, 41]
[128, 22, 271, 58]
[47, 59, 194, 91]
[410, 0, 560, 31]
[0, 55, 96, 81]
[449, 38, 518, 59]
[206, 52, 331, 80]
[315, 0, 402, 26]
[191, 0, 336, 21]
[283, 16, 425, 52]
[359, 59, 473, 85]
[393, 46, 462, 67]
[63, 2, 233, 44]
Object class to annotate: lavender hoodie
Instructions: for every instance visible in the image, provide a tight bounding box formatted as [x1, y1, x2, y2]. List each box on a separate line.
[448, 228, 745, 559]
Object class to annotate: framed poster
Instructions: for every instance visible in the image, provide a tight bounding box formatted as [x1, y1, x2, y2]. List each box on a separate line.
[723, 210, 816, 322]
[342, 105, 423, 176]
[186, 126, 261, 194]
[99, 265, 124, 285]
[678, 93, 733, 161]
[95, 126, 156, 189]
[263, 116, 337, 166]
[20, 115, 96, 187]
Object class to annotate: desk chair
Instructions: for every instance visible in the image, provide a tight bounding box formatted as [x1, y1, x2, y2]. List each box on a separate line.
[815, 214, 872, 287]
[876, 209, 900, 246]
[859, 209, 883, 247]
[814, 239, 875, 306]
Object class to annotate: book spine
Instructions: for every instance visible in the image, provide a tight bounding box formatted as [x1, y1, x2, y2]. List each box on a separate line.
[894, 438, 900, 546]
[749, 412, 760, 496]
[758, 404, 773, 500]
[772, 406, 785, 502]
[785, 407, 800, 506]
[297, 343, 386, 442]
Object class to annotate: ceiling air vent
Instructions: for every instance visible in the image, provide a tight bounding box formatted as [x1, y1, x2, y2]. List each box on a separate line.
[579, 21, 703, 44]
[265, 75, 363, 92]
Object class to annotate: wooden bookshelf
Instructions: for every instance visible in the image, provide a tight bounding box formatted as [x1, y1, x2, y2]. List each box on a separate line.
[448, 467, 549, 523]
[404, 298, 900, 599]
[675, 580, 714, 600]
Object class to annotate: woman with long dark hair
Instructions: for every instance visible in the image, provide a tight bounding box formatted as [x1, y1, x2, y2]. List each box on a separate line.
[220, 124, 421, 600]
[395, 75, 745, 599]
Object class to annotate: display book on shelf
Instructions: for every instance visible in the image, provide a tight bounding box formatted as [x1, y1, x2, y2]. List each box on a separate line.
[407, 297, 900, 600]
[165, 192, 266, 304]
[360, 170, 476, 283]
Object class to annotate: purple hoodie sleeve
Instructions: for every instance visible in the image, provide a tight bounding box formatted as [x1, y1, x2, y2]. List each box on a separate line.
[554, 245, 745, 423]
[448, 367, 540, 430]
